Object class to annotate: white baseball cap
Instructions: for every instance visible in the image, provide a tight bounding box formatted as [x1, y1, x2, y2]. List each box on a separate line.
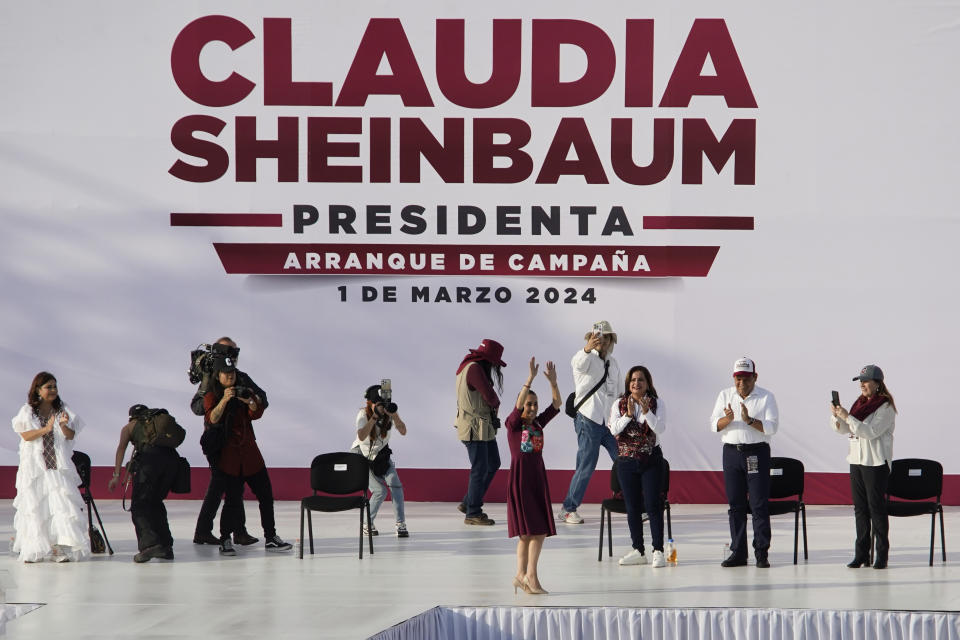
[733, 357, 756, 377]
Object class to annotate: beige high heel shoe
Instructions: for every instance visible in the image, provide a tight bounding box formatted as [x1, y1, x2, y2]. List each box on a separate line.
[512, 577, 524, 594]
[522, 579, 548, 595]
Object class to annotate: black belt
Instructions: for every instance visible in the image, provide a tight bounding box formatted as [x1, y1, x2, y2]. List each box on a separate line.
[724, 442, 769, 452]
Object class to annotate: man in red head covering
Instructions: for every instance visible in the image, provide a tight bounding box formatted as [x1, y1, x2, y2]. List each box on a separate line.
[455, 339, 506, 525]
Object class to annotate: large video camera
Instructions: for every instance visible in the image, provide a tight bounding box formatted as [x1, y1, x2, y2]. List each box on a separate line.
[187, 343, 240, 385]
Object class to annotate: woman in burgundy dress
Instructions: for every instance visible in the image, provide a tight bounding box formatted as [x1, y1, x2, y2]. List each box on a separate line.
[506, 357, 561, 595]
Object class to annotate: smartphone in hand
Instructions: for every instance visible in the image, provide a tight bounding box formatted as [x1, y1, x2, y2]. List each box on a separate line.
[831, 390, 840, 407]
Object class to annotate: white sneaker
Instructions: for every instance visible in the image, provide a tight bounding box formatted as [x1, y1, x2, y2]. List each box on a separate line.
[619, 549, 647, 566]
[562, 510, 584, 525]
[651, 550, 666, 568]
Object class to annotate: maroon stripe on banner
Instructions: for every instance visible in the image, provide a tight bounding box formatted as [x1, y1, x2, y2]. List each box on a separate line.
[170, 213, 283, 227]
[643, 216, 754, 230]
[213, 243, 720, 277]
[16, 466, 958, 506]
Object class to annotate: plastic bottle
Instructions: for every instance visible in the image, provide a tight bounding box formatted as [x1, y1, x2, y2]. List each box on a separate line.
[294, 538, 301, 557]
[666, 538, 677, 565]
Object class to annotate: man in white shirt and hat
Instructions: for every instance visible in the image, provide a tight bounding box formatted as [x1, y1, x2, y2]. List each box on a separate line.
[710, 357, 779, 568]
[557, 321, 621, 525]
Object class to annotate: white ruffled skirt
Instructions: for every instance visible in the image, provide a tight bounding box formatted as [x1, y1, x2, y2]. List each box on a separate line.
[12, 464, 90, 563]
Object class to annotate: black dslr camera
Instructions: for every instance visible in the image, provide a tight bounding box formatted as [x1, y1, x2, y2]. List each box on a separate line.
[372, 379, 398, 432]
[233, 386, 254, 400]
[187, 342, 240, 384]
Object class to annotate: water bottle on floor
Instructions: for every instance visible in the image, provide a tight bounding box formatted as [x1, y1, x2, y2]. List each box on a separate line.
[666, 538, 677, 565]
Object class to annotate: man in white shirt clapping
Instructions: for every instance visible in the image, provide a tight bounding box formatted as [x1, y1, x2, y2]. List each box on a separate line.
[710, 357, 779, 568]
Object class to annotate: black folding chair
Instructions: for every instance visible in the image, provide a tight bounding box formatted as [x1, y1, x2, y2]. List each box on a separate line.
[299, 452, 373, 559]
[886, 458, 945, 566]
[71, 450, 114, 555]
[598, 457, 672, 561]
[767, 457, 808, 564]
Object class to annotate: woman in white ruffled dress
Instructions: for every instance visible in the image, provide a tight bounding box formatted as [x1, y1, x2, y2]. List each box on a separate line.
[11, 372, 90, 562]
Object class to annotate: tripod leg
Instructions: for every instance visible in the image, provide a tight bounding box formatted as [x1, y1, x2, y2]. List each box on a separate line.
[89, 496, 114, 555]
[82, 491, 96, 553]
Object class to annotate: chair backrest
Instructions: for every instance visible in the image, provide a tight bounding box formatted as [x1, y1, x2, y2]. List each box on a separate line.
[888, 458, 942, 502]
[310, 452, 370, 495]
[769, 456, 804, 500]
[72, 450, 91, 489]
[661, 457, 671, 497]
[610, 459, 622, 494]
[609, 457, 670, 500]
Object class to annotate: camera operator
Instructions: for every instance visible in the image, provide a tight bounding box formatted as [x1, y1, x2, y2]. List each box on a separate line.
[351, 384, 409, 538]
[107, 405, 178, 563]
[194, 340, 292, 554]
[190, 337, 266, 547]
[190, 337, 267, 418]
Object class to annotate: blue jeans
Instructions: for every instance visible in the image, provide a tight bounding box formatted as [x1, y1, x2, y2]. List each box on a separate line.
[368, 460, 405, 524]
[562, 413, 618, 513]
[462, 439, 501, 517]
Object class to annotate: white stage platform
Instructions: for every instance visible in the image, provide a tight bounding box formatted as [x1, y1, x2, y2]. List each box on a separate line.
[0, 501, 957, 638]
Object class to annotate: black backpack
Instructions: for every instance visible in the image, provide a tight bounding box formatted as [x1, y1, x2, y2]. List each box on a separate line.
[131, 408, 186, 449]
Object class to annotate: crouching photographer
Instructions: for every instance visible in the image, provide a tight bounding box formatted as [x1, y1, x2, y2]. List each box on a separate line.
[108, 405, 189, 563]
[351, 382, 410, 538]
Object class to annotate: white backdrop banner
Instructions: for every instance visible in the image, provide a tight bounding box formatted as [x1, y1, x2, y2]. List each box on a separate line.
[1, 2, 957, 481]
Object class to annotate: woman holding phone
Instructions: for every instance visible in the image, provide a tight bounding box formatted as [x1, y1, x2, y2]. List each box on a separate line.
[830, 365, 896, 569]
[608, 365, 667, 568]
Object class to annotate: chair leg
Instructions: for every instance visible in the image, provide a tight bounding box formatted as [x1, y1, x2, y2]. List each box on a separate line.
[307, 510, 315, 555]
[598, 507, 605, 562]
[801, 504, 808, 560]
[940, 505, 947, 562]
[368, 503, 375, 556]
[930, 511, 936, 566]
[666, 503, 672, 540]
[607, 509, 613, 558]
[793, 508, 799, 565]
[359, 507, 364, 559]
[298, 505, 305, 559]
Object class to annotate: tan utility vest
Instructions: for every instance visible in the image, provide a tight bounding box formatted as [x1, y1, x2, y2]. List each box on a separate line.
[454, 363, 496, 441]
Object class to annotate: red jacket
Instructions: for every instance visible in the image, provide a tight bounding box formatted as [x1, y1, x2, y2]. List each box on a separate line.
[204, 392, 266, 477]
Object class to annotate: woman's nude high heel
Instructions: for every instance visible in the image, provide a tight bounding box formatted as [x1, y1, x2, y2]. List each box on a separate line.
[522, 579, 548, 595]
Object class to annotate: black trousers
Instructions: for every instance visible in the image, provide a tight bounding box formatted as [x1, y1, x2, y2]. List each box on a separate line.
[196, 468, 247, 536]
[850, 463, 889, 560]
[722, 442, 771, 559]
[616, 449, 665, 554]
[198, 467, 278, 539]
[130, 447, 178, 551]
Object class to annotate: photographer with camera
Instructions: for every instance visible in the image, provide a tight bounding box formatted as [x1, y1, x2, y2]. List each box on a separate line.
[201, 354, 292, 555]
[107, 405, 181, 563]
[189, 337, 270, 549]
[351, 382, 409, 538]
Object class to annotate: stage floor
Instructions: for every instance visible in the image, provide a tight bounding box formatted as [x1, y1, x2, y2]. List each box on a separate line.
[0, 500, 957, 638]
